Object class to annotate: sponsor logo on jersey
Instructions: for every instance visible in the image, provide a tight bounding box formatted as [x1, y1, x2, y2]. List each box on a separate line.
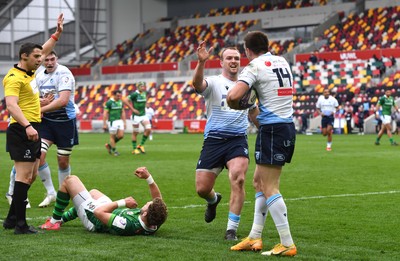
[277, 88, 293, 96]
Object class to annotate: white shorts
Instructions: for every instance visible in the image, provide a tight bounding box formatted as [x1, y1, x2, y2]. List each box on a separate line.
[108, 119, 124, 134]
[73, 191, 112, 231]
[131, 115, 151, 126]
[381, 115, 392, 125]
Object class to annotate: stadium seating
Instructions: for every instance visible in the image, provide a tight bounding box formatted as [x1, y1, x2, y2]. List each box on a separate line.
[192, 0, 327, 18]
[73, 81, 205, 121]
[320, 6, 400, 52]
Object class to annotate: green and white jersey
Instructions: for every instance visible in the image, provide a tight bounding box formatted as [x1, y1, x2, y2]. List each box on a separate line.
[378, 95, 395, 116]
[90, 208, 157, 236]
[108, 208, 157, 236]
[104, 98, 123, 122]
[128, 91, 147, 116]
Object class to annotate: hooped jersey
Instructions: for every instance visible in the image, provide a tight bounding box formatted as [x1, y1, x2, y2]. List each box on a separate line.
[3, 65, 41, 123]
[36, 64, 76, 121]
[238, 52, 293, 125]
[201, 74, 249, 139]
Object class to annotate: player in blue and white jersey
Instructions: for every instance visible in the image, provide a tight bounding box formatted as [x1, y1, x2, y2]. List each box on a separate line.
[316, 88, 339, 151]
[37, 50, 79, 207]
[227, 31, 297, 256]
[192, 42, 259, 240]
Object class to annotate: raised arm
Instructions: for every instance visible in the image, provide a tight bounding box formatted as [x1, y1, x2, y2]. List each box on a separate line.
[135, 167, 162, 199]
[41, 13, 64, 59]
[192, 41, 213, 93]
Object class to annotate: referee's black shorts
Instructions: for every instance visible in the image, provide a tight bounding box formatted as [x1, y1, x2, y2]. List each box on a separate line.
[6, 122, 41, 162]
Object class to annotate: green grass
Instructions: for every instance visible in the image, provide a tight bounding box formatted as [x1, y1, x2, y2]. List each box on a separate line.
[0, 133, 399, 260]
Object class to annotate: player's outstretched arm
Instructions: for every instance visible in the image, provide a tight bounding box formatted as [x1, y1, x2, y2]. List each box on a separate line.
[42, 13, 64, 59]
[135, 167, 162, 199]
[192, 41, 212, 93]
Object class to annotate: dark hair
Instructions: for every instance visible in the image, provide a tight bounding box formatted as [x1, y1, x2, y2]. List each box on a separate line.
[219, 47, 239, 60]
[48, 50, 58, 57]
[112, 90, 122, 95]
[19, 42, 43, 59]
[243, 31, 269, 55]
[147, 197, 168, 227]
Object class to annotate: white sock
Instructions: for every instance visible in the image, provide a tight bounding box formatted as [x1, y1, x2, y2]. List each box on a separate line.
[249, 192, 268, 239]
[267, 194, 294, 246]
[39, 163, 56, 196]
[227, 212, 240, 231]
[327, 142, 332, 148]
[58, 165, 71, 189]
[7, 166, 16, 195]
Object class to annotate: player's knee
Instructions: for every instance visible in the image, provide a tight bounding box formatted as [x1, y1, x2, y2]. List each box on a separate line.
[58, 162, 69, 170]
[64, 175, 78, 185]
[230, 173, 245, 188]
[89, 189, 101, 197]
[196, 185, 211, 198]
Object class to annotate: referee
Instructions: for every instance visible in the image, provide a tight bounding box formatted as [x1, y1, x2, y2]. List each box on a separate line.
[2, 13, 64, 235]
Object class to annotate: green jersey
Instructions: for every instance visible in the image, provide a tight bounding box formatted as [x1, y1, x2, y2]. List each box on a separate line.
[378, 95, 395, 116]
[128, 91, 147, 116]
[104, 98, 123, 122]
[88, 208, 158, 236]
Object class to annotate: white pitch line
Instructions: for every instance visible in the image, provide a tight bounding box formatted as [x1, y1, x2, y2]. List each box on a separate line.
[2, 190, 398, 222]
[169, 190, 400, 209]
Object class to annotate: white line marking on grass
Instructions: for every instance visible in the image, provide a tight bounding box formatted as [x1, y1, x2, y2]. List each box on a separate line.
[170, 190, 400, 209]
[1, 190, 398, 222]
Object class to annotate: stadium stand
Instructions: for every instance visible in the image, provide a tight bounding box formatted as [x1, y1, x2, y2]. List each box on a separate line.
[1, 1, 399, 134]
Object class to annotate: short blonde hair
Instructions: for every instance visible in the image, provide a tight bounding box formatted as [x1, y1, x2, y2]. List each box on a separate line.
[219, 47, 239, 60]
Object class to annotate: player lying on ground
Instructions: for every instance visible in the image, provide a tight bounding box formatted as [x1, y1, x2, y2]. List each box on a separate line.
[40, 167, 167, 236]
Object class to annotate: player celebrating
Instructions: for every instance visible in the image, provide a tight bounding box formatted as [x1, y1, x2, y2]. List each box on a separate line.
[35, 50, 79, 207]
[123, 82, 151, 154]
[316, 88, 339, 151]
[192, 42, 259, 240]
[40, 167, 168, 236]
[227, 31, 297, 256]
[375, 89, 399, 146]
[103, 90, 126, 156]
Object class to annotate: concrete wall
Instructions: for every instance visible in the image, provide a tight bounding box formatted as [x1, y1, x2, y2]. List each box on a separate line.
[110, 0, 167, 47]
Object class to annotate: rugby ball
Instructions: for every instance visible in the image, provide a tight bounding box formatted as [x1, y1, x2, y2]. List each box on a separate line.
[239, 88, 257, 109]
